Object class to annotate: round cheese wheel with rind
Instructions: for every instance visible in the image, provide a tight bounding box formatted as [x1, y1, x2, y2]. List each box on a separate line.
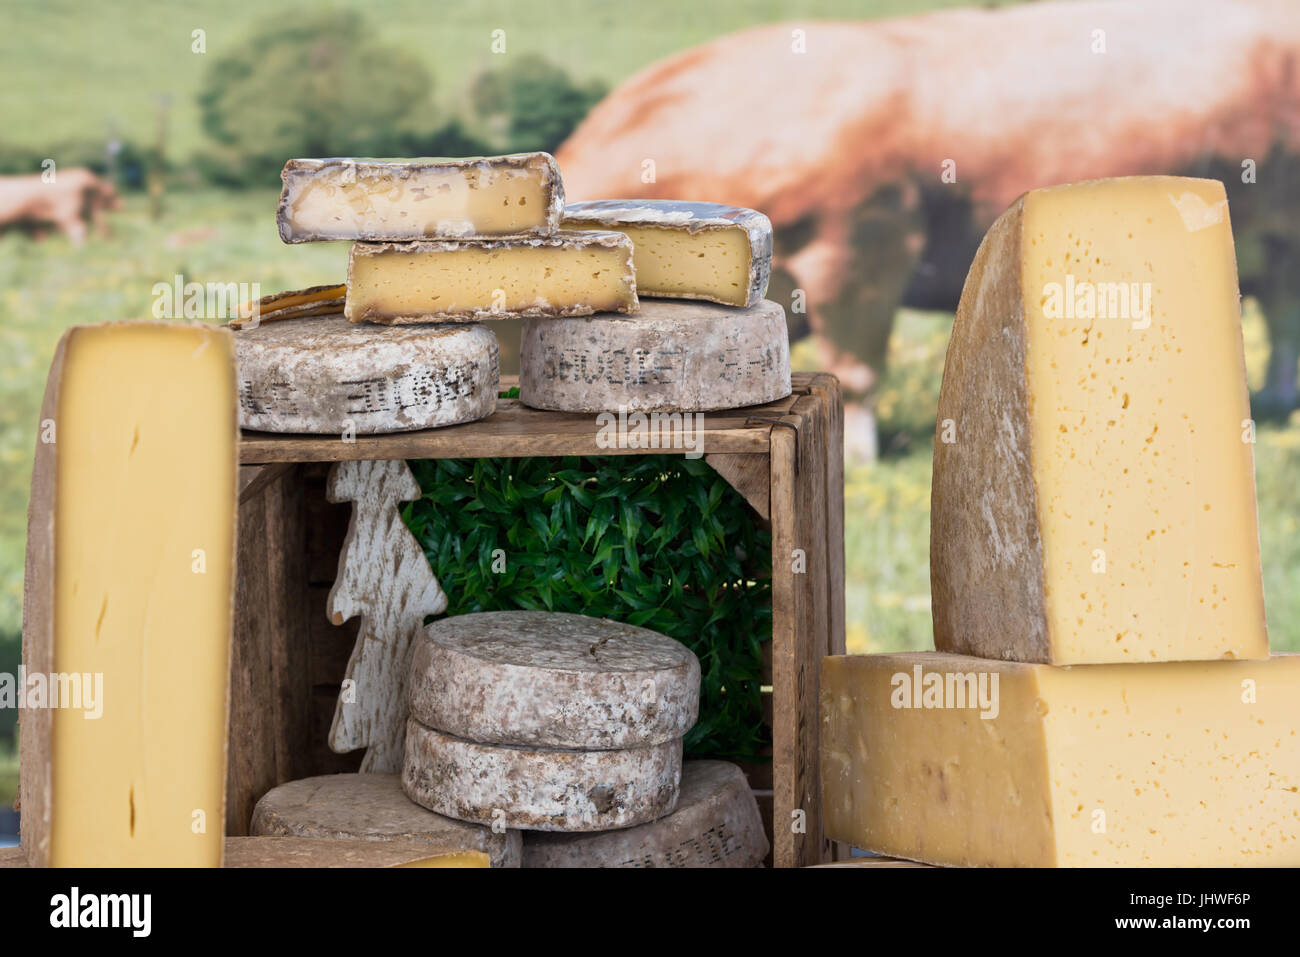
[402, 719, 682, 832]
[519, 299, 791, 413]
[521, 761, 768, 868]
[408, 611, 700, 749]
[234, 315, 498, 434]
[249, 773, 521, 868]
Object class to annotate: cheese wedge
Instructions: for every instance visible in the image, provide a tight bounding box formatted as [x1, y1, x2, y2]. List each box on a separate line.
[345, 232, 637, 323]
[277, 153, 564, 242]
[821, 652, 1300, 867]
[20, 321, 238, 867]
[931, 176, 1267, 664]
[563, 200, 772, 306]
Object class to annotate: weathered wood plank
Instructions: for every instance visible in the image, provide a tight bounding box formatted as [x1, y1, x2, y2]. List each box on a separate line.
[705, 452, 770, 519]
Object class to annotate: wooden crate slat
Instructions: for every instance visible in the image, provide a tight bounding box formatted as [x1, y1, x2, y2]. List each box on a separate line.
[704, 452, 771, 519]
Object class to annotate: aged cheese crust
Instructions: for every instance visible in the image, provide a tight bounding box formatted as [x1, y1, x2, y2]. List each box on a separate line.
[408, 611, 700, 749]
[403, 720, 682, 832]
[563, 199, 772, 307]
[250, 773, 521, 868]
[229, 283, 345, 329]
[345, 231, 637, 323]
[234, 316, 498, 434]
[521, 761, 767, 868]
[519, 298, 791, 413]
[277, 153, 565, 243]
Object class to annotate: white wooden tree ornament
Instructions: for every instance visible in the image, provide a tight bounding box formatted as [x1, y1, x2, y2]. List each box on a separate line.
[326, 459, 448, 772]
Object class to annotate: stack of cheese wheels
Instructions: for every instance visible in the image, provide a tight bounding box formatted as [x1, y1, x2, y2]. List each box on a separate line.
[402, 611, 701, 832]
[520, 200, 792, 413]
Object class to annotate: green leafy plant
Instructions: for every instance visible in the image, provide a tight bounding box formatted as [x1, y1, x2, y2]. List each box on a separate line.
[404, 456, 772, 761]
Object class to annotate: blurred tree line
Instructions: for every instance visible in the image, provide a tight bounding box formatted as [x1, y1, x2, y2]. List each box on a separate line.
[0, 10, 604, 190]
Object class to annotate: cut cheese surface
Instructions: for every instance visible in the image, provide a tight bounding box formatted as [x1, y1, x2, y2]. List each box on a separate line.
[563, 199, 772, 307]
[821, 652, 1300, 867]
[346, 232, 636, 323]
[277, 153, 564, 242]
[22, 322, 238, 867]
[931, 176, 1267, 664]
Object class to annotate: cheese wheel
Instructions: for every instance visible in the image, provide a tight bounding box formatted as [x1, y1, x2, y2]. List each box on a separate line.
[249, 773, 521, 869]
[408, 611, 700, 749]
[519, 299, 791, 413]
[521, 761, 768, 868]
[403, 719, 682, 832]
[234, 316, 498, 434]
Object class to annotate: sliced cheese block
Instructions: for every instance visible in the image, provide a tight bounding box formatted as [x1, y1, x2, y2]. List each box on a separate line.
[250, 773, 521, 868]
[521, 761, 767, 868]
[409, 611, 700, 749]
[520, 299, 792, 413]
[563, 199, 772, 307]
[228, 283, 345, 329]
[235, 316, 498, 434]
[346, 232, 636, 323]
[932, 176, 1267, 664]
[21, 321, 238, 867]
[277, 153, 564, 242]
[403, 719, 682, 832]
[1, 839, 489, 868]
[821, 652, 1300, 867]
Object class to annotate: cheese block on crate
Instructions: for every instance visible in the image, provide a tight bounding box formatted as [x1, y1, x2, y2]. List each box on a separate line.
[277, 153, 564, 242]
[932, 176, 1267, 664]
[820, 652, 1300, 867]
[234, 316, 498, 434]
[408, 611, 700, 749]
[562, 199, 772, 307]
[1, 841, 488, 868]
[520, 299, 792, 413]
[250, 773, 521, 868]
[522, 761, 768, 868]
[403, 720, 682, 832]
[21, 322, 238, 867]
[345, 232, 637, 323]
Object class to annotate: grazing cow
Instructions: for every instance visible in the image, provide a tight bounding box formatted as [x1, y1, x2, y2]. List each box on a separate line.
[0, 167, 121, 244]
[557, 0, 1300, 452]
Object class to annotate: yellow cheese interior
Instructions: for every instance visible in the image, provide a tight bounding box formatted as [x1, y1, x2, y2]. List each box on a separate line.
[1020, 177, 1266, 663]
[397, 850, 490, 868]
[51, 323, 236, 866]
[563, 220, 751, 305]
[821, 653, 1300, 866]
[348, 240, 634, 320]
[288, 164, 550, 238]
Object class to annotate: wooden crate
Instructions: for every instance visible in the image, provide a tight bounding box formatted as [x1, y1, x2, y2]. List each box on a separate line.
[229, 371, 845, 868]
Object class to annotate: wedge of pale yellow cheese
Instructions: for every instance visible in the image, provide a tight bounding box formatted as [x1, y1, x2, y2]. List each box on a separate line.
[821, 652, 1300, 867]
[21, 321, 238, 867]
[932, 176, 1267, 664]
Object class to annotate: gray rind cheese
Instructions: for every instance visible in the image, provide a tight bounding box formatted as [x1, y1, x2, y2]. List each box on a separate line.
[277, 153, 564, 242]
[519, 299, 792, 413]
[403, 720, 683, 832]
[408, 611, 701, 749]
[234, 316, 498, 434]
[250, 773, 521, 868]
[521, 761, 768, 868]
[563, 199, 772, 307]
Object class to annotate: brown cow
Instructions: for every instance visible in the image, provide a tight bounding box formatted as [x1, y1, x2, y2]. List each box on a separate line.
[0, 167, 121, 244]
[557, 0, 1300, 453]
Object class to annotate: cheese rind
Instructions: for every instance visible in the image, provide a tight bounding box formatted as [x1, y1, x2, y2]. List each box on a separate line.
[563, 199, 772, 307]
[402, 719, 682, 832]
[235, 316, 498, 434]
[345, 232, 637, 323]
[519, 299, 792, 413]
[250, 773, 521, 868]
[277, 153, 564, 242]
[521, 761, 768, 868]
[931, 176, 1267, 664]
[21, 321, 238, 867]
[821, 652, 1300, 867]
[408, 611, 700, 749]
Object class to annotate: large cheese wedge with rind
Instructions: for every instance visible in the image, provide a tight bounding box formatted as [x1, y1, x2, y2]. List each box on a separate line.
[931, 176, 1267, 664]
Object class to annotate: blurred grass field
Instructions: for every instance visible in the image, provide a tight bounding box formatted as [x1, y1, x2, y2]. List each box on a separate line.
[1, 190, 1297, 666]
